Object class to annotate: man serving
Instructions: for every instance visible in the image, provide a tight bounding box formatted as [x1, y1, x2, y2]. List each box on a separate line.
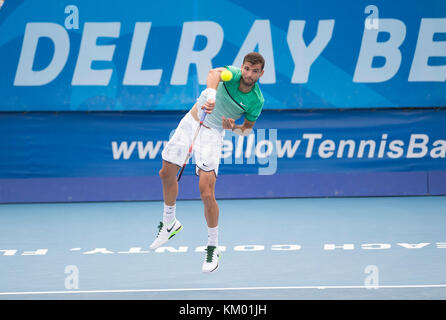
[150, 52, 265, 273]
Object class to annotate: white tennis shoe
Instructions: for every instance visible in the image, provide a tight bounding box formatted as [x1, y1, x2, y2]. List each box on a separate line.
[149, 219, 183, 250]
[202, 245, 221, 273]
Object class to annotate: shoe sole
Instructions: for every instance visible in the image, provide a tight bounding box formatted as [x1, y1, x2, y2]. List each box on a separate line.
[150, 225, 183, 250]
[168, 225, 183, 239]
[203, 263, 219, 273]
[203, 254, 221, 273]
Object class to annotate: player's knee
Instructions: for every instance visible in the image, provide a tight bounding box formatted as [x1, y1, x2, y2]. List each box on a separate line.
[199, 187, 215, 203]
[159, 167, 174, 181]
[200, 192, 214, 204]
[198, 170, 216, 202]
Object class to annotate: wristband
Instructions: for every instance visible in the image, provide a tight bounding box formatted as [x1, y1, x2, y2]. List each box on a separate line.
[206, 88, 217, 100]
[196, 89, 207, 106]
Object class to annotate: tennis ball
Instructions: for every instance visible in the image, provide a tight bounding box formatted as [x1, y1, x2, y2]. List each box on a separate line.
[220, 69, 233, 82]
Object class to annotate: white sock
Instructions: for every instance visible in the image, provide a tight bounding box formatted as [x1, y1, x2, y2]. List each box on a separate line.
[207, 226, 219, 247]
[163, 204, 176, 225]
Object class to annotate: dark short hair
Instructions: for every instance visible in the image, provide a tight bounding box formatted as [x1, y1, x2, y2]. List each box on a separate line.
[243, 52, 265, 70]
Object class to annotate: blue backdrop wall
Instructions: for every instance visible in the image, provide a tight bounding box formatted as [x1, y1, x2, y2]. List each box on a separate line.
[1, 109, 445, 203]
[0, 0, 445, 203]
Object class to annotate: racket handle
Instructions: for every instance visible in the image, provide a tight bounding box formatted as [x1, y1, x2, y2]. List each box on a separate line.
[177, 165, 186, 182]
[199, 109, 207, 123]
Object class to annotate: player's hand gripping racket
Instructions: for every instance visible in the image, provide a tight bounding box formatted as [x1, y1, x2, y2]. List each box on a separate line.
[177, 110, 207, 182]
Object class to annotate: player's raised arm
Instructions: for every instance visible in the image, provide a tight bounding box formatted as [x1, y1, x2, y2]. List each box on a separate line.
[201, 67, 231, 114]
[207, 67, 227, 88]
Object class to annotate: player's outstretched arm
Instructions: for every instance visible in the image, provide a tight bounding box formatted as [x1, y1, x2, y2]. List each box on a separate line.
[222, 116, 255, 136]
[201, 68, 227, 114]
[207, 67, 227, 89]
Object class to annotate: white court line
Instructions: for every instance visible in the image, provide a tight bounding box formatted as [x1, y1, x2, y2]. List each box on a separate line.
[1, 284, 446, 296]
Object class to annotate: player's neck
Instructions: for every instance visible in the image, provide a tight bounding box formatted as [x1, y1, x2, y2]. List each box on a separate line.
[238, 82, 254, 93]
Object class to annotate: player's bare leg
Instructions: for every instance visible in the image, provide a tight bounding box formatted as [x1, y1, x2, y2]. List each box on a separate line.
[149, 160, 183, 249]
[198, 169, 221, 272]
[159, 160, 180, 206]
[198, 169, 219, 227]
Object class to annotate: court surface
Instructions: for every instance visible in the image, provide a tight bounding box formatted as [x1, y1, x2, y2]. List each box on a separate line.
[0, 196, 445, 300]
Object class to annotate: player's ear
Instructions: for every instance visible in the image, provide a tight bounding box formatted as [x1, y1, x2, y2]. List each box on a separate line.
[259, 69, 264, 77]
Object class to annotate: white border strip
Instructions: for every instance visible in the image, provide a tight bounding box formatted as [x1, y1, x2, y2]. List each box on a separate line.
[1, 284, 446, 296]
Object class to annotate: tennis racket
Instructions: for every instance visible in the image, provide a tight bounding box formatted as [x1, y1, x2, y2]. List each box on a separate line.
[177, 110, 207, 182]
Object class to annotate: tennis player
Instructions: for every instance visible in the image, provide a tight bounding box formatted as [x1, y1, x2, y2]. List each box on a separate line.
[150, 52, 265, 273]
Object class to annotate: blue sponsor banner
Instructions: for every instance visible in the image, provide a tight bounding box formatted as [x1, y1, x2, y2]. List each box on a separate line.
[0, 109, 446, 202]
[1, 109, 446, 179]
[0, 0, 445, 112]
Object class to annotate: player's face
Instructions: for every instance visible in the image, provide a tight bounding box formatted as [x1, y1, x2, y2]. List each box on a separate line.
[240, 62, 264, 87]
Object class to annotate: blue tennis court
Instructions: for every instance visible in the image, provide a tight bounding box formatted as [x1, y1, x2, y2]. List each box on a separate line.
[1, 195, 445, 300]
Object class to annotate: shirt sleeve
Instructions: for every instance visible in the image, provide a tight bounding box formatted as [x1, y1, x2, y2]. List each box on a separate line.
[245, 101, 264, 122]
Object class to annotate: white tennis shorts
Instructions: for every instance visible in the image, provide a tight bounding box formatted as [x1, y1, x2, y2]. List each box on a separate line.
[161, 112, 225, 176]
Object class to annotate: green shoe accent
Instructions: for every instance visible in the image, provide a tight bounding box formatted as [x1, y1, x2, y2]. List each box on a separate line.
[155, 222, 164, 236]
[168, 225, 183, 239]
[205, 246, 220, 263]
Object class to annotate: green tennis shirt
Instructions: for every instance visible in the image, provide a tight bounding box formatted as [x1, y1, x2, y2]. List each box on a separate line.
[203, 66, 264, 131]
